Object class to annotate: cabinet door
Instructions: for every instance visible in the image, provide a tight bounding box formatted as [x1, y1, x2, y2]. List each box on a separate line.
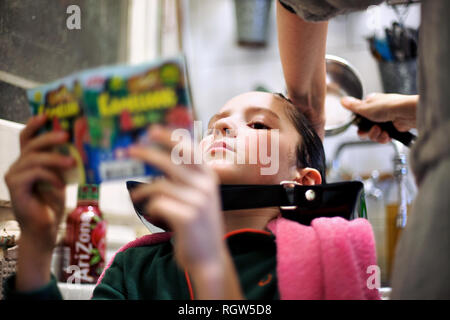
[0, 119, 24, 204]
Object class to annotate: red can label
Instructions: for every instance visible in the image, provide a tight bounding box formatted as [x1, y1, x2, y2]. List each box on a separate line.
[62, 208, 106, 284]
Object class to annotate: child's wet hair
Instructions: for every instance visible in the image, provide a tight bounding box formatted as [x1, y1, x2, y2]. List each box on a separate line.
[274, 93, 326, 184]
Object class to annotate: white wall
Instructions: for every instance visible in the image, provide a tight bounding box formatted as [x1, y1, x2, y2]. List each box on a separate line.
[183, 0, 421, 179]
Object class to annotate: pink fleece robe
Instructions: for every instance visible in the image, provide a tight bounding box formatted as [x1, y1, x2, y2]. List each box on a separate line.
[97, 217, 380, 300]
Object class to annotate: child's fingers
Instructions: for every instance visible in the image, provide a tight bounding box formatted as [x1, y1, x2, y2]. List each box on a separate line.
[144, 196, 225, 267]
[131, 145, 215, 192]
[144, 196, 191, 230]
[20, 115, 47, 149]
[11, 167, 65, 191]
[21, 131, 69, 155]
[128, 145, 190, 185]
[13, 153, 75, 173]
[148, 125, 179, 149]
[148, 126, 205, 172]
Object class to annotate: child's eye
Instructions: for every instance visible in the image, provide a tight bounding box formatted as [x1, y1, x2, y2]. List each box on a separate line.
[248, 122, 271, 130]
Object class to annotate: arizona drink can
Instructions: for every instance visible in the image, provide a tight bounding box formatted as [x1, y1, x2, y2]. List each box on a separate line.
[61, 184, 106, 284]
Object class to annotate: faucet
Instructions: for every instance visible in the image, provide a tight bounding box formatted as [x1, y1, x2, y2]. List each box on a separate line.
[328, 139, 411, 228]
[391, 141, 409, 228]
[328, 140, 379, 179]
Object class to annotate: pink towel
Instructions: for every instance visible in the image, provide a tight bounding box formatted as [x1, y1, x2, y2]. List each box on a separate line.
[267, 217, 380, 300]
[96, 217, 380, 300]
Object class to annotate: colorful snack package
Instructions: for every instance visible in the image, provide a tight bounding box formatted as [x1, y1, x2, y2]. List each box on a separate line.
[27, 74, 89, 184]
[80, 56, 193, 184]
[27, 55, 194, 185]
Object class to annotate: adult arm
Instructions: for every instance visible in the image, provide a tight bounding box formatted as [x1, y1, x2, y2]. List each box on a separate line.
[277, 0, 385, 139]
[278, 0, 384, 22]
[277, 0, 328, 139]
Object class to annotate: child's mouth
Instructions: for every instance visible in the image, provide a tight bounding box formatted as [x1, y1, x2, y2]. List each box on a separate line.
[207, 140, 234, 154]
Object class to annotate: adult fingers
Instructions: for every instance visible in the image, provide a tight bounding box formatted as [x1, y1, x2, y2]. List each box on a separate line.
[393, 119, 414, 132]
[367, 125, 391, 144]
[341, 95, 391, 123]
[368, 125, 383, 142]
[377, 131, 392, 144]
[341, 96, 384, 121]
[357, 129, 369, 139]
[340, 96, 362, 113]
[357, 127, 391, 144]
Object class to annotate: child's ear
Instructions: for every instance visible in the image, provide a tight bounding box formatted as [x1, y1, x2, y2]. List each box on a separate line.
[294, 168, 322, 186]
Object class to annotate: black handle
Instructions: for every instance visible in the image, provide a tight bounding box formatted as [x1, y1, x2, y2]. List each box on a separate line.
[354, 115, 416, 147]
[127, 181, 365, 228]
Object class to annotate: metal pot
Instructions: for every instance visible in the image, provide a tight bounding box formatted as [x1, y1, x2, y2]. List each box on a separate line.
[324, 54, 363, 136]
[324, 54, 416, 147]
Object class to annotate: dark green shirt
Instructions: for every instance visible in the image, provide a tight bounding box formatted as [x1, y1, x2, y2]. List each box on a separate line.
[4, 230, 279, 300]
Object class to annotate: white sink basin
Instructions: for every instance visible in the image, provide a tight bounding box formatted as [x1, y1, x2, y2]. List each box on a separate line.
[56, 282, 391, 300]
[57, 282, 96, 300]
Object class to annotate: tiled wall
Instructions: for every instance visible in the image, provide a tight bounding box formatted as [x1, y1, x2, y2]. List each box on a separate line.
[0, 0, 129, 123]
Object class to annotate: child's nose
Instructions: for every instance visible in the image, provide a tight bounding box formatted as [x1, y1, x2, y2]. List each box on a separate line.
[214, 119, 237, 137]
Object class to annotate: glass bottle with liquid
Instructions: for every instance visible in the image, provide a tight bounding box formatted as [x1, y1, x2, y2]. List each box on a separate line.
[363, 170, 389, 286]
[384, 150, 416, 285]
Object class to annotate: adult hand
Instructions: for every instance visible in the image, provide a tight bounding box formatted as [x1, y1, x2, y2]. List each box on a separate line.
[341, 93, 418, 144]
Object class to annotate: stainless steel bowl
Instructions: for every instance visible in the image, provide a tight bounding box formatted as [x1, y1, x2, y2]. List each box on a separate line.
[325, 55, 364, 136]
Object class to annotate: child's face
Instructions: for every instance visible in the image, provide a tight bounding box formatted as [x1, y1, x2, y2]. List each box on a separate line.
[200, 91, 301, 185]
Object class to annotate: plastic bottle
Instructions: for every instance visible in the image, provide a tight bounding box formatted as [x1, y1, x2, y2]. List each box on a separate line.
[61, 184, 107, 284]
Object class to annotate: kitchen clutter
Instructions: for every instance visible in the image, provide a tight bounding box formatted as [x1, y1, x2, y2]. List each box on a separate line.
[324, 55, 416, 147]
[234, 0, 273, 47]
[0, 230, 17, 300]
[367, 3, 419, 94]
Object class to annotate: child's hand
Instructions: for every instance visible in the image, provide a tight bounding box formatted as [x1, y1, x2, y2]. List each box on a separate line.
[5, 115, 76, 291]
[5, 115, 75, 250]
[128, 126, 226, 272]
